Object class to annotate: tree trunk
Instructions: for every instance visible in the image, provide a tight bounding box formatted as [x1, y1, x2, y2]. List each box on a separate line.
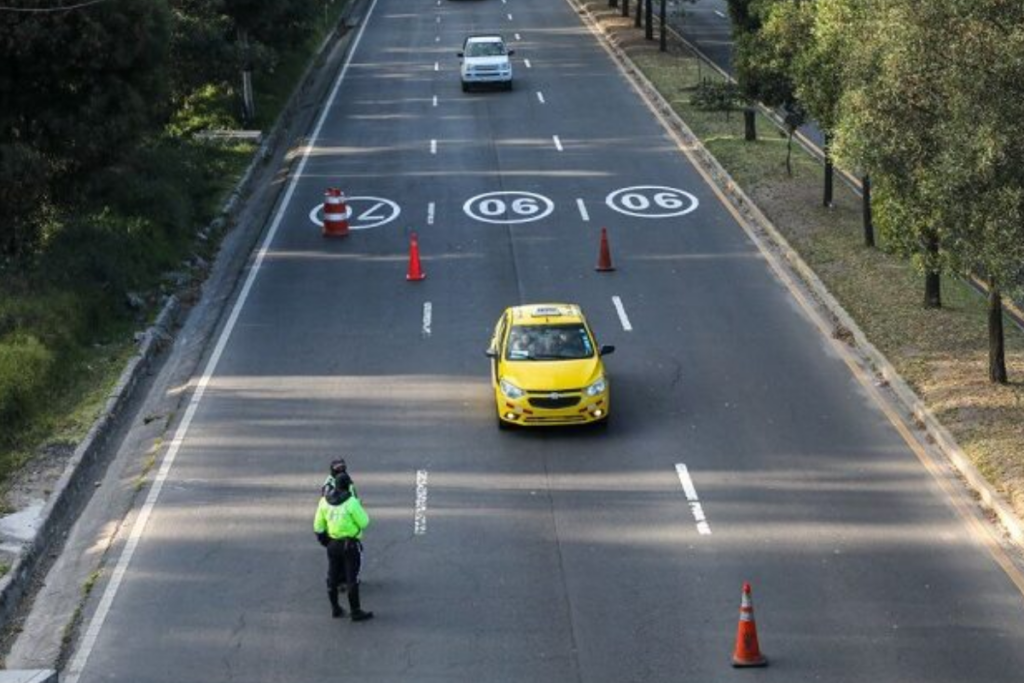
[861, 174, 875, 247]
[785, 133, 794, 177]
[923, 232, 942, 309]
[645, 0, 653, 39]
[823, 133, 834, 208]
[659, 0, 667, 52]
[989, 287, 1008, 384]
[744, 108, 756, 141]
[635, 0, 642, 28]
[622, 0, 629, 18]
[609, 0, 618, 8]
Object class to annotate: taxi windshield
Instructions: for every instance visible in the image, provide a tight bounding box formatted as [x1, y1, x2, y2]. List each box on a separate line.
[505, 324, 594, 361]
[466, 41, 506, 58]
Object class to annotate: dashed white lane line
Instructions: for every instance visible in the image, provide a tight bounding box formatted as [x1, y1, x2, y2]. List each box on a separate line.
[427, 201, 436, 226]
[515, 32, 521, 40]
[612, 295, 633, 332]
[524, 58, 532, 68]
[432, 94, 438, 107]
[63, 0, 384, 681]
[675, 464, 712, 535]
[434, 61, 439, 72]
[552, 135, 563, 151]
[536, 91, 546, 104]
[435, 35, 440, 42]
[576, 198, 590, 221]
[414, 470, 429, 535]
[431, 139, 437, 154]
[714, 9, 726, 18]
[436, 14, 441, 23]
[422, 302, 433, 337]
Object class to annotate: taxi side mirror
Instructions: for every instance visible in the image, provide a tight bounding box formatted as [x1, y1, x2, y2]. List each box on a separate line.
[599, 345, 616, 356]
[485, 349, 498, 358]
[457, 51, 465, 58]
[507, 49, 516, 56]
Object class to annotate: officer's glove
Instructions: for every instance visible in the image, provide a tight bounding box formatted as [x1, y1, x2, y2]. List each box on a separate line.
[316, 532, 330, 547]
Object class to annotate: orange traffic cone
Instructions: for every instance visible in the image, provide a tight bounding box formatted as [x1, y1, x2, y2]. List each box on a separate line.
[322, 188, 350, 237]
[595, 227, 615, 272]
[732, 582, 768, 667]
[406, 232, 426, 281]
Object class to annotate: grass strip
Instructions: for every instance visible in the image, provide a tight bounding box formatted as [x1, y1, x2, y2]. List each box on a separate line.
[583, 2, 1024, 516]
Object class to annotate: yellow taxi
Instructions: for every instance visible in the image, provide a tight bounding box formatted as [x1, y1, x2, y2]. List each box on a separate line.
[486, 303, 614, 428]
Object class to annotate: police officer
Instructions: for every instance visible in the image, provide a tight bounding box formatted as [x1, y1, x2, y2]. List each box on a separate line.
[321, 458, 358, 498]
[314, 473, 374, 622]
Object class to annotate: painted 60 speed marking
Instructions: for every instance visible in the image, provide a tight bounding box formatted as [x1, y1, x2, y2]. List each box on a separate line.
[606, 185, 699, 219]
[463, 191, 555, 225]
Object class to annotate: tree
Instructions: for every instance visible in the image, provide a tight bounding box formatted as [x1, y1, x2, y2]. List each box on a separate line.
[762, 0, 842, 207]
[0, 0, 171, 258]
[927, 0, 1024, 383]
[832, 0, 950, 309]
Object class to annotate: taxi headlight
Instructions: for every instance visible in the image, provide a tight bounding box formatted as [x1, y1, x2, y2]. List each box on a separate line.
[585, 377, 607, 396]
[500, 379, 526, 399]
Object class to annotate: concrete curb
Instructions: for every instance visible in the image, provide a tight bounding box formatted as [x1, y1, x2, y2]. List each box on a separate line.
[570, 0, 1024, 546]
[0, 2, 363, 641]
[0, 296, 179, 632]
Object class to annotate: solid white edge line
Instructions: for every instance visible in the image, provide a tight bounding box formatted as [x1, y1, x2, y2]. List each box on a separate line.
[414, 470, 429, 535]
[62, 0, 384, 680]
[537, 91, 545, 104]
[427, 201, 435, 225]
[552, 135, 563, 151]
[576, 198, 590, 222]
[612, 295, 633, 331]
[422, 302, 433, 337]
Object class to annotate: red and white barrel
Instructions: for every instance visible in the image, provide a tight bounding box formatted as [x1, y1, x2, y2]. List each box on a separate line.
[322, 188, 349, 237]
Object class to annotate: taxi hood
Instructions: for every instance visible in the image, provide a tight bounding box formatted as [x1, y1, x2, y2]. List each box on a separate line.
[502, 357, 603, 392]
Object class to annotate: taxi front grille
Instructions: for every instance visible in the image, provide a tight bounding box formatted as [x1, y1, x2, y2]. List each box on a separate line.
[524, 415, 587, 424]
[529, 395, 581, 409]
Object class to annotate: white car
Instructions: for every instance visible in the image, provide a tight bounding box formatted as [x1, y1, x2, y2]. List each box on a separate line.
[458, 35, 514, 92]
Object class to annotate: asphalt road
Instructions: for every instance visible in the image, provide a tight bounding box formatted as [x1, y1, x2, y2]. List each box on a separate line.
[67, 0, 1024, 680]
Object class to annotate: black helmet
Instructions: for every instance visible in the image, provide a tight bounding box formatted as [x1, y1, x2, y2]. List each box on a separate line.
[333, 472, 353, 492]
[329, 458, 347, 477]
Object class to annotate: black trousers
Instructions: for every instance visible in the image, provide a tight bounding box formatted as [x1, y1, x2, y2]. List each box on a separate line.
[326, 538, 363, 611]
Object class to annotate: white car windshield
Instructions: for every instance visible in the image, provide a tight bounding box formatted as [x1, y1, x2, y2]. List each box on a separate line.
[465, 41, 506, 58]
[506, 324, 594, 361]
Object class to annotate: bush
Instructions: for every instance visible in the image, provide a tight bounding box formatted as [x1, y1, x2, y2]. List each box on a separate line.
[691, 80, 744, 113]
[0, 333, 54, 424]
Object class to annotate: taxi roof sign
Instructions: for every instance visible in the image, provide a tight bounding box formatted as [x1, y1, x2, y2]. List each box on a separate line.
[531, 306, 564, 317]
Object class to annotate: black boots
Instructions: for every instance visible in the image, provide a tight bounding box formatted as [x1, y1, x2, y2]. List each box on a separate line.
[327, 589, 345, 618]
[347, 584, 374, 622]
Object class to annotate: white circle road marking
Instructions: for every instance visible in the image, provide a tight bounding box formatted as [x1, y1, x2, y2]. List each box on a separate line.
[463, 191, 555, 225]
[605, 185, 699, 219]
[308, 196, 402, 230]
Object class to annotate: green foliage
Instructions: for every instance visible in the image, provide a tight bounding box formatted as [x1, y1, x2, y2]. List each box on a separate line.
[0, 334, 54, 424]
[691, 80, 744, 113]
[729, 0, 799, 109]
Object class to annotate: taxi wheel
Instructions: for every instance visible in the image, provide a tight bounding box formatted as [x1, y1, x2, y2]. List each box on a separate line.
[592, 415, 610, 430]
[497, 415, 512, 430]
